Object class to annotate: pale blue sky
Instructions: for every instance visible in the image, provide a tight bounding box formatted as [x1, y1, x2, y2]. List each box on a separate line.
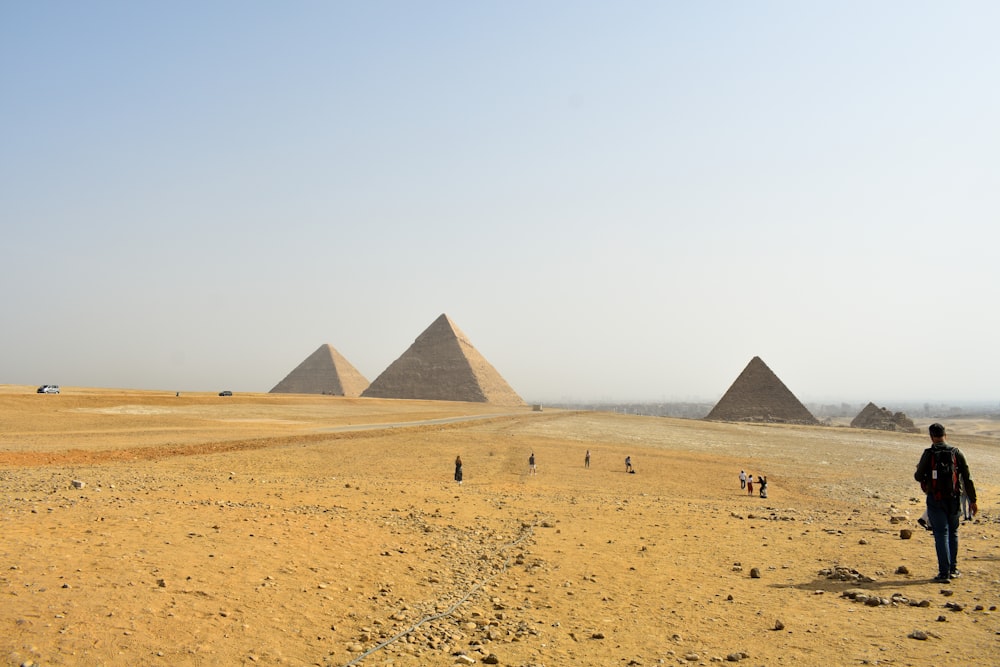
[2, 2, 998, 404]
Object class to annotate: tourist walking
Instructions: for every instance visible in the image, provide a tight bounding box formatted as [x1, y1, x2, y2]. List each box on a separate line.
[625, 456, 633, 473]
[747, 475, 753, 496]
[529, 452, 536, 475]
[915, 423, 977, 583]
[585, 450, 591, 468]
[759, 476, 768, 498]
[739, 470, 746, 490]
[454, 456, 463, 484]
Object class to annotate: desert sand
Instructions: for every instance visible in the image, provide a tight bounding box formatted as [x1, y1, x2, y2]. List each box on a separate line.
[1, 386, 997, 667]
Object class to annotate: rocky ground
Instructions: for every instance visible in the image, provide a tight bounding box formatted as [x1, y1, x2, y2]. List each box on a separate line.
[1, 387, 998, 666]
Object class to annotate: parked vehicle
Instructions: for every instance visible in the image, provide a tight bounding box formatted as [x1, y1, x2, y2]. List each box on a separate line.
[219, 390, 232, 397]
[37, 385, 60, 394]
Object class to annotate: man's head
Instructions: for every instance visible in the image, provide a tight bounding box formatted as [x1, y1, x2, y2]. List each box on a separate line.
[929, 423, 946, 440]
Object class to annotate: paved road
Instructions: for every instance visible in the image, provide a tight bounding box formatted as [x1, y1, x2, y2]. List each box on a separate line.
[319, 412, 531, 432]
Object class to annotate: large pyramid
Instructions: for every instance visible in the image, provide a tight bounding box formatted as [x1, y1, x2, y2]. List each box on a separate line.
[270, 344, 370, 396]
[705, 356, 818, 424]
[361, 314, 524, 406]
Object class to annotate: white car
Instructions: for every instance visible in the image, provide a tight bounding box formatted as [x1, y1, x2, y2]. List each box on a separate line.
[37, 385, 60, 394]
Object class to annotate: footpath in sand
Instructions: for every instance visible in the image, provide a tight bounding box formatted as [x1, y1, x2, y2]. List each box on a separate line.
[0, 388, 998, 666]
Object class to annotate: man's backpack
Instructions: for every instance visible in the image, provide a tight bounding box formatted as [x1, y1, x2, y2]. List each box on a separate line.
[928, 447, 959, 501]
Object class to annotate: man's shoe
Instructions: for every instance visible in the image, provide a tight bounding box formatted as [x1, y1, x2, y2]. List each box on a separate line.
[950, 569, 961, 578]
[933, 574, 951, 583]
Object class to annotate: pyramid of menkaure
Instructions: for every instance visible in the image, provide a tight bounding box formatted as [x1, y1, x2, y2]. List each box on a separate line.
[705, 356, 818, 425]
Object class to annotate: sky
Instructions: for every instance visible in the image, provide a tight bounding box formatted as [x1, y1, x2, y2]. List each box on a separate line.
[2, 2, 998, 405]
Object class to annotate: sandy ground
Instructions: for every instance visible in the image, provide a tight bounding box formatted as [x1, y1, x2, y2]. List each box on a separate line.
[1, 386, 998, 667]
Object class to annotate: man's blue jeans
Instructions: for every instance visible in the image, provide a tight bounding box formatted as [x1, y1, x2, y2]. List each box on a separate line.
[926, 496, 960, 577]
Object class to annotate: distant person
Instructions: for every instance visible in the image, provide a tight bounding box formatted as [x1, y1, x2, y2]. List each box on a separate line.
[960, 477, 973, 521]
[454, 456, 463, 484]
[915, 423, 977, 582]
[625, 456, 634, 473]
[759, 476, 768, 498]
[747, 475, 753, 496]
[529, 452, 536, 475]
[585, 450, 591, 468]
[739, 470, 747, 490]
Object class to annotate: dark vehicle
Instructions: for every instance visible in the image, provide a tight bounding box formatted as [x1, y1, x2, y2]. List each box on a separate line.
[37, 385, 60, 394]
[219, 390, 233, 397]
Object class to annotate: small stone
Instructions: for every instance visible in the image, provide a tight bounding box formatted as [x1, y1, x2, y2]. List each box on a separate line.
[908, 630, 928, 640]
[482, 655, 499, 665]
[774, 619, 785, 631]
[684, 654, 699, 662]
[858, 538, 868, 545]
[591, 631, 605, 639]
[899, 529, 913, 539]
[896, 565, 909, 575]
[455, 656, 476, 666]
[749, 568, 761, 579]
[71, 480, 86, 489]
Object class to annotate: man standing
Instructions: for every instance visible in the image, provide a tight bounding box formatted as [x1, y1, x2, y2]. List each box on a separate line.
[739, 470, 747, 490]
[914, 423, 978, 583]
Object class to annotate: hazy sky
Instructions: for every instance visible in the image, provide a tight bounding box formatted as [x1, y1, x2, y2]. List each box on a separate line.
[3, 2, 998, 404]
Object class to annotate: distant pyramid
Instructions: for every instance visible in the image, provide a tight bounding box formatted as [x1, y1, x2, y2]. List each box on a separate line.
[270, 344, 370, 396]
[362, 314, 524, 406]
[850, 402, 919, 433]
[705, 356, 818, 424]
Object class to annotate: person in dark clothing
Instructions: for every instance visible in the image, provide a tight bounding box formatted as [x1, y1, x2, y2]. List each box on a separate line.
[454, 456, 463, 484]
[914, 423, 978, 583]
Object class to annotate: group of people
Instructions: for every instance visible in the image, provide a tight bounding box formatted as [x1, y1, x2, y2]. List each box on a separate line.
[455, 422, 981, 585]
[739, 470, 768, 498]
[453, 450, 636, 482]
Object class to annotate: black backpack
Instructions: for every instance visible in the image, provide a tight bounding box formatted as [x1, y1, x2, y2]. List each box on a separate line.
[929, 447, 959, 501]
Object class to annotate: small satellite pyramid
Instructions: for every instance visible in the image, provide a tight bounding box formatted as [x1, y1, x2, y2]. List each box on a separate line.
[850, 402, 918, 432]
[270, 344, 370, 396]
[705, 356, 818, 424]
[362, 314, 524, 406]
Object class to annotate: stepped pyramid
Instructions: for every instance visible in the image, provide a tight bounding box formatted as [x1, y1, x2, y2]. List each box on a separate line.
[361, 314, 524, 406]
[705, 356, 818, 424]
[270, 344, 370, 396]
[850, 402, 919, 432]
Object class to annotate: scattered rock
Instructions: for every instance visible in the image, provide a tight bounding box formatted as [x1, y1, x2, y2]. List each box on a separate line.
[774, 619, 785, 631]
[900, 529, 913, 540]
[896, 565, 909, 575]
[749, 568, 761, 579]
[908, 630, 928, 640]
